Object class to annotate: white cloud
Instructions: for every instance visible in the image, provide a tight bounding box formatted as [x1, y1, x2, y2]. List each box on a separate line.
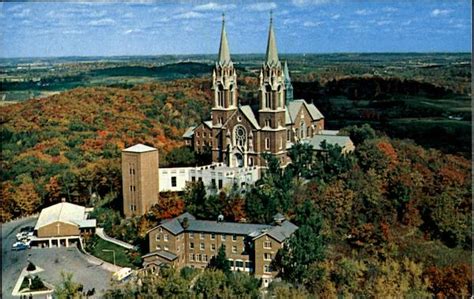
[382, 7, 398, 13]
[331, 14, 340, 20]
[246, 2, 277, 12]
[13, 8, 31, 18]
[303, 21, 322, 27]
[355, 9, 372, 16]
[63, 29, 84, 35]
[283, 18, 299, 25]
[194, 2, 236, 11]
[173, 11, 205, 20]
[88, 18, 116, 26]
[377, 20, 392, 26]
[8, 5, 25, 13]
[291, 0, 331, 6]
[402, 20, 412, 26]
[431, 9, 452, 17]
[123, 28, 143, 35]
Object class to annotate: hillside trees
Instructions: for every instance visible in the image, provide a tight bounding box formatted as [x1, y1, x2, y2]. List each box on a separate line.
[273, 201, 326, 287]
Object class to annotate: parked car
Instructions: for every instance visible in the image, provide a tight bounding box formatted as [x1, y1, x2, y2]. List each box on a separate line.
[12, 242, 29, 251]
[20, 226, 34, 233]
[16, 231, 28, 240]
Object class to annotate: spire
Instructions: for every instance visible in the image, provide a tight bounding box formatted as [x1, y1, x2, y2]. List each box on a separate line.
[265, 11, 279, 66]
[283, 60, 291, 82]
[218, 13, 231, 65]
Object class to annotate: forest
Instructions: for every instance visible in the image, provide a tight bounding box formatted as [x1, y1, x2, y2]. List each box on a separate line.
[0, 56, 471, 297]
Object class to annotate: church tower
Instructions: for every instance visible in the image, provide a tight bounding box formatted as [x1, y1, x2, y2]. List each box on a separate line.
[212, 14, 238, 127]
[258, 14, 287, 157]
[284, 61, 294, 105]
[211, 14, 238, 163]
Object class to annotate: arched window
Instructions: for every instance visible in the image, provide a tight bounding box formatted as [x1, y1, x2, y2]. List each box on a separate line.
[265, 138, 270, 150]
[300, 120, 305, 139]
[218, 84, 224, 107]
[234, 125, 247, 147]
[265, 85, 272, 109]
[229, 84, 234, 106]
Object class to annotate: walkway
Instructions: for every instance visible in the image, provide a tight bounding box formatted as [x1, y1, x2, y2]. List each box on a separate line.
[95, 228, 136, 250]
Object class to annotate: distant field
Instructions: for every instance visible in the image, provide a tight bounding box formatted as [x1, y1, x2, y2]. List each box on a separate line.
[0, 53, 470, 155]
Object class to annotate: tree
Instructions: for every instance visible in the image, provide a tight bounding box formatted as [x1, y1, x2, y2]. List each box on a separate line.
[163, 146, 196, 167]
[55, 272, 82, 299]
[30, 276, 45, 290]
[287, 142, 314, 179]
[273, 201, 326, 286]
[339, 124, 377, 146]
[11, 175, 41, 216]
[150, 191, 185, 219]
[208, 245, 231, 274]
[194, 269, 227, 298]
[184, 181, 208, 218]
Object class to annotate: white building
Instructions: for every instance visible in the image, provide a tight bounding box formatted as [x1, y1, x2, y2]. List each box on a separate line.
[159, 163, 261, 192]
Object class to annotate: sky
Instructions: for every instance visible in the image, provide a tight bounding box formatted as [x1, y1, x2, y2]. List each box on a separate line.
[0, 0, 471, 58]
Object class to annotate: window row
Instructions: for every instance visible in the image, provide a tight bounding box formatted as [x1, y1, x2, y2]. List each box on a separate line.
[189, 232, 239, 241]
[189, 253, 209, 263]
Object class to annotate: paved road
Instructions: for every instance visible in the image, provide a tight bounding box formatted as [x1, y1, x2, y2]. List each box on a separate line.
[2, 217, 114, 298]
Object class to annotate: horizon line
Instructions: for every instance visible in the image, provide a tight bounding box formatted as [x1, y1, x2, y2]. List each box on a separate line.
[0, 51, 470, 60]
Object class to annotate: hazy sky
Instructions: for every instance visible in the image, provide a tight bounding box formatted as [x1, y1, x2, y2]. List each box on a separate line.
[1, 0, 471, 58]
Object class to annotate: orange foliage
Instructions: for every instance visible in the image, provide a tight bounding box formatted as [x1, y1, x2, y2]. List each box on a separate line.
[424, 264, 472, 298]
[376, 140, 398, 168]
[151, 192, 185, 219]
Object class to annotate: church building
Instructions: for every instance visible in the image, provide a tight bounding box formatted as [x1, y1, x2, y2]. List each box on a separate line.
[184, 16, 327, 167]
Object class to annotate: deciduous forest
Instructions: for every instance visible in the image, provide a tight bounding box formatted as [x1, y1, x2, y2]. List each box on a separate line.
[1, 69, 471, 297]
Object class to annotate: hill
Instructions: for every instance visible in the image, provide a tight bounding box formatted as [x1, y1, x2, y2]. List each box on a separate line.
[1, 79, 212, 220]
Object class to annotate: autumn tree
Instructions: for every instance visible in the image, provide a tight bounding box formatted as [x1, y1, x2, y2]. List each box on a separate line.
[11, 175, 41, 216]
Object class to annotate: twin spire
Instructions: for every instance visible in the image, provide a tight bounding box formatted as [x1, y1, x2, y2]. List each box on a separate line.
[217, 12, 280, 67]
[265, 12, 279, 66]
[218, 13, 231, 65]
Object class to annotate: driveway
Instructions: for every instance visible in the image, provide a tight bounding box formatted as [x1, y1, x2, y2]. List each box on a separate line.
[2, 217, 114, 298]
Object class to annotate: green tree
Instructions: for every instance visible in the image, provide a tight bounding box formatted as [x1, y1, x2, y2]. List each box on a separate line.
[339, 123, 377, 146]
[287, 142, 314, 179]
[194, 269, 227, 298]
[273, 201, 326, 286]
[55, 272, 82, 299]
[209, 245, 231, 274]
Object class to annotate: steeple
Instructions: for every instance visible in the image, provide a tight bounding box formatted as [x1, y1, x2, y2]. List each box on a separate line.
[265, 11, 279, 66]
[283, 61, 290, 81]
[218, 13, 231, 65]
[284, 61, 294, 104]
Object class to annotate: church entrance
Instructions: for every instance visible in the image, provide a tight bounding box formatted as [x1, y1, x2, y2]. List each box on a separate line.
[234, 153, 244, 168]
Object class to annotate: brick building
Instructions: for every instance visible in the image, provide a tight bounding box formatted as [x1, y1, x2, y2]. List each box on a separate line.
[143, 212, 298, 287]
[122, 144, 159, 218]
[183, 15, 335, 168]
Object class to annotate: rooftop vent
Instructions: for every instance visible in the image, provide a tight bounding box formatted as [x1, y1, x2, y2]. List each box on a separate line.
[217, 214, 224, 222]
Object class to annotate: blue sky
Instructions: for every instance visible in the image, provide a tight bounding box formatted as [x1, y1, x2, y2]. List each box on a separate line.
[0, 0, 471, 58]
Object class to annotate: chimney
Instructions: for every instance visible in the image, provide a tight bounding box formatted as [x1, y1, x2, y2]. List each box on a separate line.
[217, 214, 224, 223]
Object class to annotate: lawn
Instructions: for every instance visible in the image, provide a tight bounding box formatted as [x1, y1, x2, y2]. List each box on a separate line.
[89, 237, 136, 268]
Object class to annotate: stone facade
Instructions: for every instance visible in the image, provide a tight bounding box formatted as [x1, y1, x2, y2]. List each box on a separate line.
[122, 144, 159, 218]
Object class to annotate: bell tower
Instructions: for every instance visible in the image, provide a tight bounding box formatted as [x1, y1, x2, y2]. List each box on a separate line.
[258, 13, 287, 156]
[212, 13, 238, 127]
[211, 14, 238, 164]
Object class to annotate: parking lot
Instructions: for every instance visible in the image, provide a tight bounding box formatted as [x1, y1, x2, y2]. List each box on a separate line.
[2, 217, 114, 298]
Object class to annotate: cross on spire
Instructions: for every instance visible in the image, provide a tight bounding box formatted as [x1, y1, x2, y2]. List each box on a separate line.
[265, 10, 279, 66]
[218, 12, 231, 65]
